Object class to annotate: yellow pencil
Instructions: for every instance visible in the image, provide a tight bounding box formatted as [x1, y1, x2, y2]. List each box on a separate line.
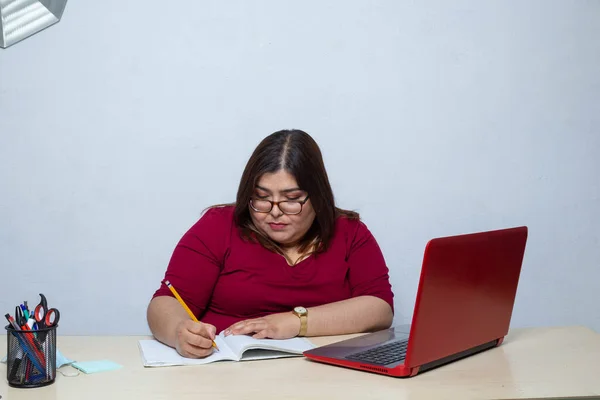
[163, 280, 219, 351]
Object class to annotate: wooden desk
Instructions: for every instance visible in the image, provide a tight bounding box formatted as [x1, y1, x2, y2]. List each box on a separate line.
[1, 326, 599, 400]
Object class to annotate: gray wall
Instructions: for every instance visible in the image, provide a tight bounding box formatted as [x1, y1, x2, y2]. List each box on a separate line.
[1, 0, 598, 335]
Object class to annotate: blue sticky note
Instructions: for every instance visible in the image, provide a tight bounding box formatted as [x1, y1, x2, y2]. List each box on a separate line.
[56, 349, 76, 368]
[71, 360, 123, 374]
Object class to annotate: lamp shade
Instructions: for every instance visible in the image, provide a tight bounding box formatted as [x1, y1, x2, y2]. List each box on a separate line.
[0, 0, 67, 48]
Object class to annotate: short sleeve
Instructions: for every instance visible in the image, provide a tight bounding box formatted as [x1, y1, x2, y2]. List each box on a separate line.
[152, 206, 234, 318]
[345, 219, 394, 312]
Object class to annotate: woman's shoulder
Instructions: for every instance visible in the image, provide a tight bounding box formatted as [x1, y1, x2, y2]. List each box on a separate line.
[177, 205, 235, 259]
[202, 204, 236, 219]
[335, 212, 365, 229]
[190, 204, 236, 231]
[332, 213, 382, 255]
[333, 213, 372, 241]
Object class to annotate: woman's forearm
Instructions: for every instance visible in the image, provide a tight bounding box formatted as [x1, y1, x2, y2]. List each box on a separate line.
[147, 296, 190, 347]
[305, 295, 393, 336]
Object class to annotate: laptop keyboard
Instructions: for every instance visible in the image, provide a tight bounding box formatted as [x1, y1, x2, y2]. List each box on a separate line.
[345, 339, 408, 365]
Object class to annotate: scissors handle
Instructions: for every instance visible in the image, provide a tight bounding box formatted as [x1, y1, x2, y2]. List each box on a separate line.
[44, 308, 60, 327]
[33, 293, 48, 323]
[33, 293, 59, 342]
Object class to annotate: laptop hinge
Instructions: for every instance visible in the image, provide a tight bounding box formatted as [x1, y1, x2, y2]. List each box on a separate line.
[416, 339, 498, 374]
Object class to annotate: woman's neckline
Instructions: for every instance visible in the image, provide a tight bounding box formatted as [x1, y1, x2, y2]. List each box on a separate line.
[280, 246, 314, 267]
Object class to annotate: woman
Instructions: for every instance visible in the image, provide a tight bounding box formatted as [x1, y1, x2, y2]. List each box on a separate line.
[147, 129, 394, 358]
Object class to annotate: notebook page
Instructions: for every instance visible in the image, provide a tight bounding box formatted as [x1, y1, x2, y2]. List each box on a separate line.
[138, 335, 236, 367]
[239, 349, 309, 361]
[223, 334, 315, 357]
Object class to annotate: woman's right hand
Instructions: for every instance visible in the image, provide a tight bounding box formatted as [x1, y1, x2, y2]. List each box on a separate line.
[174, 320, 217, 358]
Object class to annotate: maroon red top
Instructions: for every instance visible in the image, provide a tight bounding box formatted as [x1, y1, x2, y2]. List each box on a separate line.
[153, 206, 394, 333]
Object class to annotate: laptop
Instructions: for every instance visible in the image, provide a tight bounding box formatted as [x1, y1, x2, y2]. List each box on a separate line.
[303, 226, 528, 377]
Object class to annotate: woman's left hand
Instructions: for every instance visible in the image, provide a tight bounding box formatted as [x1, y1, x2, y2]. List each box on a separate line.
[224, 312, 301, 339]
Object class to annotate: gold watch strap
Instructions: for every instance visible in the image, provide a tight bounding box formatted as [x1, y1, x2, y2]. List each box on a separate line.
[298, 313, 308, 337]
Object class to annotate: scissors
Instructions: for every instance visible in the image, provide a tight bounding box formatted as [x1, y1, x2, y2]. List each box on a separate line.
[15, 305, 45, 356]
[33, 293, 60, 342]
[15, 306, 28, 328]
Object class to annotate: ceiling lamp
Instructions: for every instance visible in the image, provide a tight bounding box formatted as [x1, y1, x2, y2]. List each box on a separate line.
[0, 0, 67, 48]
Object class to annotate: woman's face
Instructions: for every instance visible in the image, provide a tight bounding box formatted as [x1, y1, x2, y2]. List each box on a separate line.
[249, 170, 316, 248]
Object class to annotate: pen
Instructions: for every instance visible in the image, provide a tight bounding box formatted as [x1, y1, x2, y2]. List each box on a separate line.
[5, 313, 21, 331]
[5, 313, 25, 382]
[4, 314, 46, 372]
[8, 349, 23, 382]
[162, 280, 219, 351]
[20, 304, 30, 319]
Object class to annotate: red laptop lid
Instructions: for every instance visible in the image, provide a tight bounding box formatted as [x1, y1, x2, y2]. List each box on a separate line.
[404, 226, 528, 368]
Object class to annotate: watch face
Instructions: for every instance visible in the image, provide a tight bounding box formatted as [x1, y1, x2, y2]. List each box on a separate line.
[294, 306, 307, 314]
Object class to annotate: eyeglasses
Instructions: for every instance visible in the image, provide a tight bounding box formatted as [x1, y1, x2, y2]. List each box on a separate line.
[249, 195, 310, 215]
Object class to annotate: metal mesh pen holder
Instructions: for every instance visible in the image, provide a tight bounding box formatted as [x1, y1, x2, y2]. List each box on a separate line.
[5, 325, 57, 388]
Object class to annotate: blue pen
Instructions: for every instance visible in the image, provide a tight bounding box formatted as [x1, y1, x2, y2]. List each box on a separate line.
[20, 304, 30, 320]
[4, 314, 45, 373]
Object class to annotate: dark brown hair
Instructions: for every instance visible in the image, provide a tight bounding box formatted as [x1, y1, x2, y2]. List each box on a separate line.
[217, 129, 359, 264]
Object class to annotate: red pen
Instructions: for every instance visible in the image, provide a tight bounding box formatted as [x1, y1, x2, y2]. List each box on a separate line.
[5, 313, 21, 331]
[4, 314, 46, 370]
[19, 322, 43, 350]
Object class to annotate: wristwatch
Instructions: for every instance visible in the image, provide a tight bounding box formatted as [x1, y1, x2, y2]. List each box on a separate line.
[292, 306, 308, 337]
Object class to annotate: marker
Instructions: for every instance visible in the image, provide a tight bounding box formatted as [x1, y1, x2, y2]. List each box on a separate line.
[162, 280, 219, 351]
[5, 314, 46, 371]
[5, 313, 21, 331]
[8, 356, 22, 382]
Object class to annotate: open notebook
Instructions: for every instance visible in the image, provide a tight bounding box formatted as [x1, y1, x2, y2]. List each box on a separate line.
[138, 332, 315, 367]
